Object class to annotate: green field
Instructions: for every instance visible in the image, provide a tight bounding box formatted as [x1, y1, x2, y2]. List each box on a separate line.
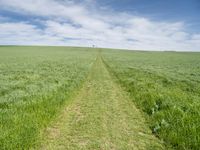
[102, 50, 200, 149]
[0, 46, 96, 149]
[0, 46, 200, 149]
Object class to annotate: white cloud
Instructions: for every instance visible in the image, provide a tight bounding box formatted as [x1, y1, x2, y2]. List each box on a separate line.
[0, 0, 200, 51]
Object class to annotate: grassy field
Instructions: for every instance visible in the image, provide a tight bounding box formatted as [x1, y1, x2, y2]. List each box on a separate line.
[0, 46, 200, 149]
[41, 55, 163, 150]
[0, 46, 96, 149]
[102, 50, 200, 150]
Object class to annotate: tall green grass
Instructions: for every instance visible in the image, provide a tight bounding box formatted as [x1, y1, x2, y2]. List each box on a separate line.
[102, 50, 200, 150]
[0, 46, 96, 149]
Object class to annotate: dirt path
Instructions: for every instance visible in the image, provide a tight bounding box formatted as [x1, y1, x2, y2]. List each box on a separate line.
[41, 55, 164, 150]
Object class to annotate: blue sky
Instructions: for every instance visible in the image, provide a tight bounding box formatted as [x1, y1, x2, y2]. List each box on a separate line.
[98, 0, 200, 29]
[0, 0, 200, 51]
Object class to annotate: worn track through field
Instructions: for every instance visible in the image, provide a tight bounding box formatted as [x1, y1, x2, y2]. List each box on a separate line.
[41, 54, 164, 150]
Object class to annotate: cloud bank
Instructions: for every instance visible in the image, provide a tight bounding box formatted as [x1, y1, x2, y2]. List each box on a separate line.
[0, 0, 200, 51]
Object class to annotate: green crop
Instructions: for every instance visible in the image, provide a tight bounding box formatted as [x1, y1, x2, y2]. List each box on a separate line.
[0, 46, 96, 149]
[102, 50, 200, 150]
[1, 46, 199, 150]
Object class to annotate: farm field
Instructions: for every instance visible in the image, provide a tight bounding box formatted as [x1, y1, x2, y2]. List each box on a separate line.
[0, 46, 96, 149]
[102, 50, 200, 150]
[0, 46, 200, 150]
[41, 54, 163, 150]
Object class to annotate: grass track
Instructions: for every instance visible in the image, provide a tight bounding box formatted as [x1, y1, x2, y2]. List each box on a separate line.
[41, 55, 164, 149]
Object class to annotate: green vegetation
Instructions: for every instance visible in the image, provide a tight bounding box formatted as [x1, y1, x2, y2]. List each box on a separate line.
[0, 46, 96, 149]
[1, 46, 200, 149]
[42, 55, 163, 150]
[102, 50, 200, 150]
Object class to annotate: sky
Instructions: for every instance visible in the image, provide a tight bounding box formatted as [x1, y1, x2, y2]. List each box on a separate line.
[0, 0, 200, 51]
